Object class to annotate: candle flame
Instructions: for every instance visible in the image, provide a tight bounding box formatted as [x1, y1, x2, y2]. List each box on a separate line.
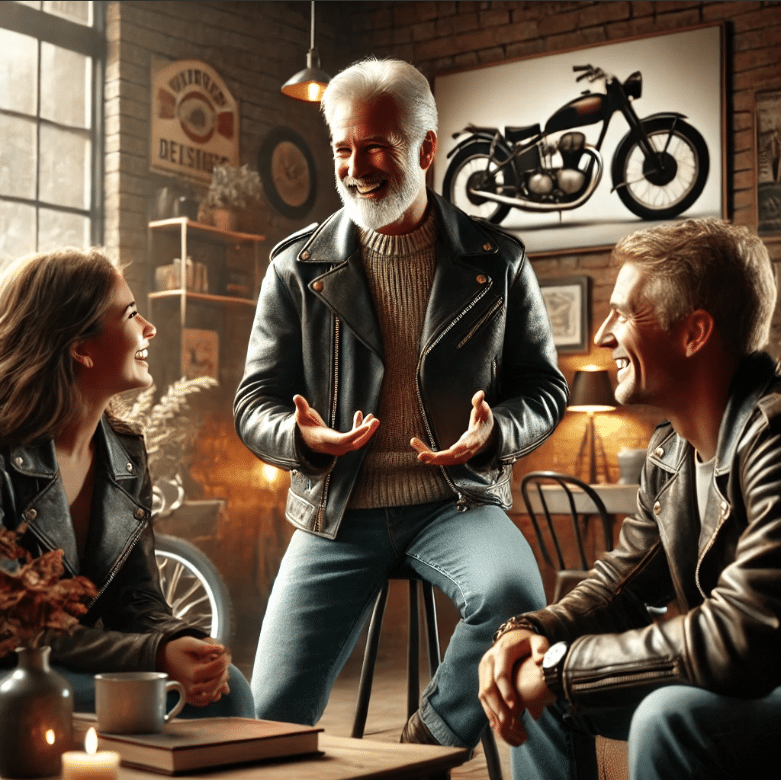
[85, 727, 98, 755]
[45, 729, 55, 745]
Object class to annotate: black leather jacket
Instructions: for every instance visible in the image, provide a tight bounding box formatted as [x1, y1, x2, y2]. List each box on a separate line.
[234, 191, 568, 538]
[0, 416, 204, 671]
[522, 352, 781, 713]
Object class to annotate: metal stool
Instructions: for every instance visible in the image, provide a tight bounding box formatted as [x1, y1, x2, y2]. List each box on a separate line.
[351, 572, 504, 780]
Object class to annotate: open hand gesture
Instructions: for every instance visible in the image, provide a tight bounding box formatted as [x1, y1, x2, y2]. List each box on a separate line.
[294, 394, 380, 457]
[411, 390, 494, 466]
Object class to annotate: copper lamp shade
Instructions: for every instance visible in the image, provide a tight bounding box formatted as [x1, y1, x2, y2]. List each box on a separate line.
[281, 2, 331, 103]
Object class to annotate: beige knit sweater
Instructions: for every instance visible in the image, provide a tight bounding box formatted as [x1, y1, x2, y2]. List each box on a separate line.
[347, 211, 454, 509]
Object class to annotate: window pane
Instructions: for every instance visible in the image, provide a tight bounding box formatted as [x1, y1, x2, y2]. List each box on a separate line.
[43, 1, 92, 26]
[38, 206, 90, 252]
[0, 115, 36, 199]
[0, 200, 36, 265]
[41, 43, 90, 128]
[0, 29, 37, 115]
[39, 124, 90, 208]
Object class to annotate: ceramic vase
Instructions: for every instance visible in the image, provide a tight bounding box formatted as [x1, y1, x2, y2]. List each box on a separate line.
[0, 646, 74, 778]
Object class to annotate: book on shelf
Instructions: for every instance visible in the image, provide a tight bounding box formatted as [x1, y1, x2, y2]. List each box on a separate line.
[73, 713, 322, 775]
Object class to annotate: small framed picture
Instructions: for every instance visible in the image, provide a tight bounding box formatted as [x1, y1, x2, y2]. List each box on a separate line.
[539, 276, 589, 354]
[182, 328, 219, 380]
[755, 88, 781, 236]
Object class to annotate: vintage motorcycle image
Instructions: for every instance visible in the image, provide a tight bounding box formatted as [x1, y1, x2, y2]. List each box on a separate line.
[442, 64, 710, 224]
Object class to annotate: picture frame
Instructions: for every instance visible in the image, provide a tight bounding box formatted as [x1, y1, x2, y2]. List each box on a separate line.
[755, 89, 781, 236]
[257, 126, 317, 220]
[433, 23, 726, 256]
[539, 276, 589, 354]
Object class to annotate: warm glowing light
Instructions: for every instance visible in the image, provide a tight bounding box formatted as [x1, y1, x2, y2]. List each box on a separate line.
[45, 729, 55, 745]
[261, 463, 280, 484]
[86, 727, 98, 755]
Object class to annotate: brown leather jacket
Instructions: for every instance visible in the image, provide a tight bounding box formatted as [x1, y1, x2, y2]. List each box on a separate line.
[520, 351, 781, 713]
[0, 416, 204, 671]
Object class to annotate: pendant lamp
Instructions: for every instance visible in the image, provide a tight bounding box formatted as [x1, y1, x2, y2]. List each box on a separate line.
[281, 1, 331, 103]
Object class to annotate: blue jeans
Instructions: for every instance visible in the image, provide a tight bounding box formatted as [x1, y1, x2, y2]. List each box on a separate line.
[55, 663, 255, 719]
[511, 684, 781, 780]
[251, 499, 546, 748]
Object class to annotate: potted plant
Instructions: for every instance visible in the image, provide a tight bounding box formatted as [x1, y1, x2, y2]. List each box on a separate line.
[202, 163, 262, 231]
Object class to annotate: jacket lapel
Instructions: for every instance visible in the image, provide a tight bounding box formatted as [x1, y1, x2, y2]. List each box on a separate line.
[297, 210, 384, 358]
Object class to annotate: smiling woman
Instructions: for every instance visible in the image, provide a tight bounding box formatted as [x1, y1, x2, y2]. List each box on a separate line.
[0, 248, 253, 720]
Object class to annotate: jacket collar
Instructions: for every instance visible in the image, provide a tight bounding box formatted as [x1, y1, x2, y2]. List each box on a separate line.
[294, 189, 501, 264]
[291, 190, 504, 357]
[714, 351, 779, 476]
[10, 416, 139, 482]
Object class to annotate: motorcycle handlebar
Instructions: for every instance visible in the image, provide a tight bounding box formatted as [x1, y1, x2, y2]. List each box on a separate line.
[572, 64, 606, 82]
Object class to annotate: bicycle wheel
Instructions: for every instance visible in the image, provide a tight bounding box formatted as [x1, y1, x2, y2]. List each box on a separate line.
[154, 534, 233, 644]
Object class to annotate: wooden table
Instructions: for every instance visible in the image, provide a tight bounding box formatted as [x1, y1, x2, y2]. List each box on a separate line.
[118, 733, 470, 780]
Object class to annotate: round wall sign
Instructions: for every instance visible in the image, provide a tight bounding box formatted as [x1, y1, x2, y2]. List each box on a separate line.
[258, 126, 316, 219]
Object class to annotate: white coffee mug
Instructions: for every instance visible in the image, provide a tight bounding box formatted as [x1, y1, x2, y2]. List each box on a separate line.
[94, 671, 186, 734]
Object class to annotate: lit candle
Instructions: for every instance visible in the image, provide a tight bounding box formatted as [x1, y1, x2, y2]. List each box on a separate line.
[61, 727, 120, 780]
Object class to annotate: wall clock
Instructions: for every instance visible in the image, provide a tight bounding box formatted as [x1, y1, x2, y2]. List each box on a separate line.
[258, 126, 317, 219]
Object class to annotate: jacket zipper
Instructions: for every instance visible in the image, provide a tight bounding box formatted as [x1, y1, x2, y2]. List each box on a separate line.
[314, 316, 340, 533]
[457, 298, 503, 349]
[570, 662, 676, 695]
[415, 286, 492, 503]
[91, 522, 147, 604]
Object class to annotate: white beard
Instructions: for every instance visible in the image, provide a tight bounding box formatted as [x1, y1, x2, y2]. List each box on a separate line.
[336, 144, 422, 232]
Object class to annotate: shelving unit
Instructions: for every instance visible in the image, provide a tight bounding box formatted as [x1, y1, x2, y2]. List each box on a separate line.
[147, 217, 265, 395]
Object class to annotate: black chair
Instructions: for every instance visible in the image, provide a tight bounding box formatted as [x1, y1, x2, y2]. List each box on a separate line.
[351, 569, 504, 780]
[520, 471, 614, 601]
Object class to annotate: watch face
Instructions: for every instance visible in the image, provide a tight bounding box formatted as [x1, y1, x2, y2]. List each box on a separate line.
[543, 641, 568, 669]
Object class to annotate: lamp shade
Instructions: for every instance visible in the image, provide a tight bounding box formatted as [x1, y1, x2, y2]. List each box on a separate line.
[281, 48, 331, 102]
[568, 368, 616, 412]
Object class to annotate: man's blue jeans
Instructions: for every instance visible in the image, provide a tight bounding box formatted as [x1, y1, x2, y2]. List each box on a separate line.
[251, 499, 546, 749]
[511, 684, 781, 780]
[55, 664, 255, 719]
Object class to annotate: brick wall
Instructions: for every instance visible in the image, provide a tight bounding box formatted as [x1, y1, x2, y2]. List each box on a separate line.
[104, 1, 781, 674]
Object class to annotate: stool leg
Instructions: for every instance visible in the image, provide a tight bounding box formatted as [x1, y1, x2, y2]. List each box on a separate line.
[407, 580, 420, 719]
[482, 724, 504, 780]
[351, 582, 390, 738]
[421, 581, 440, 677]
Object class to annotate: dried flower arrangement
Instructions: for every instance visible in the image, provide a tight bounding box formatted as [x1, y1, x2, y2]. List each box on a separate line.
[205, 163, 263, 210]
[113, 376, 218, 485]
[0, 524, 97, 657]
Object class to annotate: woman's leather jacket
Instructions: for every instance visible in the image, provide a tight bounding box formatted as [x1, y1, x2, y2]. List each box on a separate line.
[234, 191, 568, 538]
[0, 416, 204, 671]
[520, 351, 781, 713]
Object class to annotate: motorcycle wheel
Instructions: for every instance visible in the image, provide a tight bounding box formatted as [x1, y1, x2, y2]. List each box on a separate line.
[154, 533, 233, 644]
[442, 141, 516, 224]
[612, 118, 709, 220]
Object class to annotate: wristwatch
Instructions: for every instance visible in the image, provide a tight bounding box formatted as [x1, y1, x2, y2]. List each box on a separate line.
[541, 641, 569, 698]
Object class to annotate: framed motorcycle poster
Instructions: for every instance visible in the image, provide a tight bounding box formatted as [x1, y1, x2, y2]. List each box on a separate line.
[433, 23, 725, 256]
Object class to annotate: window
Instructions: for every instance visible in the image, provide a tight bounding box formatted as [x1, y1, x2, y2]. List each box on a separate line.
[0, 1, 104, 268]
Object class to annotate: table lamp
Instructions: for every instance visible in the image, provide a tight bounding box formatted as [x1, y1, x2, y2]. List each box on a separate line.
[568, 367, 616, 483]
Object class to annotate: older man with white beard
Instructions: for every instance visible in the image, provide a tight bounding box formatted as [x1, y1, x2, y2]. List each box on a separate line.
[234, 57, 567, 755]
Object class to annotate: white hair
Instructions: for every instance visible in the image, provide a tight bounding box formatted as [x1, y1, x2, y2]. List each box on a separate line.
[321, 57, 438, 149]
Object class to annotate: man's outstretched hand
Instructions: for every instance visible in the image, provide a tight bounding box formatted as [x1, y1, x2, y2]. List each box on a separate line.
[410, 390, 494, 466]
[294, 394, 380, 456]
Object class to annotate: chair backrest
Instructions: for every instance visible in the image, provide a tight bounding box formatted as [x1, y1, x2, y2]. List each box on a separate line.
[520, 471, 614, 599]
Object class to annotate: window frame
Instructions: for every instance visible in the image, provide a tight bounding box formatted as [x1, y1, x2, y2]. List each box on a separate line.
[0, 1, 105, 249]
